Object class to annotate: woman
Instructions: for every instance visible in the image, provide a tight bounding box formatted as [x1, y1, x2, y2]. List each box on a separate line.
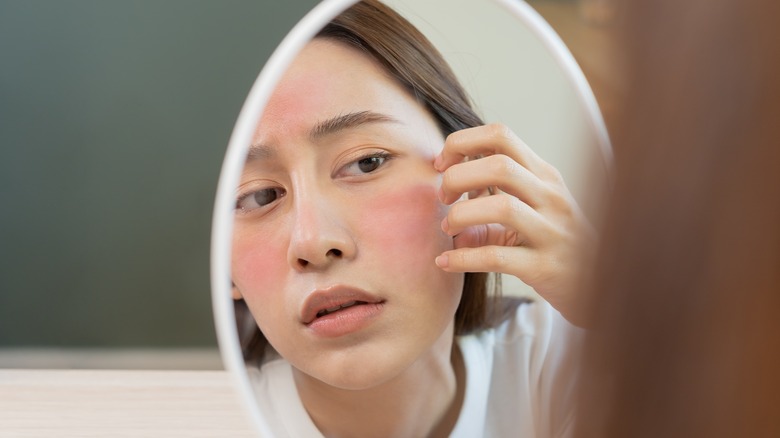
[231, 1, 593, 436]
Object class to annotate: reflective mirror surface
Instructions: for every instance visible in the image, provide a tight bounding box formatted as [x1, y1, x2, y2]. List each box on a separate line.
[213, 0, 610, 435]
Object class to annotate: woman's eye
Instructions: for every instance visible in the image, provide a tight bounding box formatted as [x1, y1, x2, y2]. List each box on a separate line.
[357, 156, 384, 173]
[341, 152, 391, 176]
[236, 187, 285, 213]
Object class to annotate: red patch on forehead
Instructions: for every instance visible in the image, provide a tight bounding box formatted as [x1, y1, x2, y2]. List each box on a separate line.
[253, 40, 395, 145]
[255, 78, 327, 143]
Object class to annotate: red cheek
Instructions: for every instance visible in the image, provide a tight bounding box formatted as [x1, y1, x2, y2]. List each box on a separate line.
[358, 183, 450, 255]
[232, 231, 288, 299]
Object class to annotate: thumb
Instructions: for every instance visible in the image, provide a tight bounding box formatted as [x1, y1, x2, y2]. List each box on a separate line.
[453, 223, 510, 249]
[452, 226, 488, 249]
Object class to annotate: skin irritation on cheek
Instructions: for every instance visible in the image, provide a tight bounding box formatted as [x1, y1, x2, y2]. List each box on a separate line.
[231, 232, 289, 301]
[359, 181, 452, 261]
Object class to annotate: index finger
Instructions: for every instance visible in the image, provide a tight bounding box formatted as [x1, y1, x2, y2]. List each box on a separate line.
[434, 123, 552, 179]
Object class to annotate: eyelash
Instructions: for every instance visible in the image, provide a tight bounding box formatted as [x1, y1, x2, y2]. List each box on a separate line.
[235, 186, 285, 214]
[235, 151, 394, 215]
[337, 151, 393, 177]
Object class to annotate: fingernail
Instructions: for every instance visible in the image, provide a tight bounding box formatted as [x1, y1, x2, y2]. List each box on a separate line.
[438, 186, 445, 202]
[441, 216, 449, 233]
[434, 154, 443, 171]
[435, 254, 449, 268]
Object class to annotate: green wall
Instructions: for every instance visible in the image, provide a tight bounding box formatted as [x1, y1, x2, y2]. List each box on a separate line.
[0, 0, 318, 347]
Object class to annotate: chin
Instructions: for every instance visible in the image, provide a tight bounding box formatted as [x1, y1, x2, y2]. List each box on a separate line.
[306, 329, 455, 392]
[308, 352, 411, 391]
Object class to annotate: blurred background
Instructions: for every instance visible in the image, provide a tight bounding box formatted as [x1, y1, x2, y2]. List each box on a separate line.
[0, 0, 615, 369]
[0, 0, 319, 368]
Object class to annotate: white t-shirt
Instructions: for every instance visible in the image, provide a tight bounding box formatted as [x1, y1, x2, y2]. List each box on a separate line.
[248, 300, 582, 437]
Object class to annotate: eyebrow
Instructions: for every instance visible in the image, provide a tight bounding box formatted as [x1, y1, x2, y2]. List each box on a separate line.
[309, 110, 400, 139]
[247, 110, 400, 162]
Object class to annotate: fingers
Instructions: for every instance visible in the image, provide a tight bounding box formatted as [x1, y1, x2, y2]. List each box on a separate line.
[434, 123, 560, 183]
[438, 154, 551, 206]
[435, 245, 537, 279]
[431, 122, 586, 306]
[435, 242, 568, 294]
[442, 194, 550, 245]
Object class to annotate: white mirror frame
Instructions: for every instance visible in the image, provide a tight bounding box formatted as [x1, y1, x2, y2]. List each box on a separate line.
[211, 0, 611, 434]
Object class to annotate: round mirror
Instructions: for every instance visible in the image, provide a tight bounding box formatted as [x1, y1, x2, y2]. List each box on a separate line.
[212, 0, 610, 435]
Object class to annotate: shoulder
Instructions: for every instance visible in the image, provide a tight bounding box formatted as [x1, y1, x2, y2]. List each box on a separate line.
[458, 297, 584, 394]
[470, 297, 580, 348]
[248, 360, 325, 437]
[457, 298, 583, 438]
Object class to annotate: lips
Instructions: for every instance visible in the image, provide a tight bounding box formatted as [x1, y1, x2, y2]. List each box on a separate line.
[301, 286, 384, 325]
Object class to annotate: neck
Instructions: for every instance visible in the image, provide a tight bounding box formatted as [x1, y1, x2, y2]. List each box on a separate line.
[293, 330, 466, 438]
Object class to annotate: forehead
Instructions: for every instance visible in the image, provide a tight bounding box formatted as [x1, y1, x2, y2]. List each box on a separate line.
[253, 39, 433, 146]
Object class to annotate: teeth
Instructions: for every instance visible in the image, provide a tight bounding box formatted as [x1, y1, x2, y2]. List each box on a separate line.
[316, 301, 362, 318]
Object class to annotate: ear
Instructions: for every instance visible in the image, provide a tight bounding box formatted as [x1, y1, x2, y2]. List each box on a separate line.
[231, 282, 243, 300]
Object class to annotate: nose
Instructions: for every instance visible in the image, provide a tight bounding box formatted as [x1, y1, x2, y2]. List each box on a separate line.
[286, 190, 356, 271]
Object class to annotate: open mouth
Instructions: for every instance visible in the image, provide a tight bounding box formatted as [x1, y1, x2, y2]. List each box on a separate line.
[315, 300, 367, 318]
[306, 299, 386, 337]
[301, 286, 385, 326]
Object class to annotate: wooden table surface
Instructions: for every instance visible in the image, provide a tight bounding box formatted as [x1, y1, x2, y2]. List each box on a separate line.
[0, 369, 256, 437]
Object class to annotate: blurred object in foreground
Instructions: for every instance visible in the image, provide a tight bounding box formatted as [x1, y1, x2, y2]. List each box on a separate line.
[578, 0, 618, 26]
[576, 0, 780, 437]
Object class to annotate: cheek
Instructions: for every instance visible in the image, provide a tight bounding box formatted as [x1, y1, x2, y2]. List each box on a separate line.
[231, 230, 288, 301]
[358, 183, 451, 260]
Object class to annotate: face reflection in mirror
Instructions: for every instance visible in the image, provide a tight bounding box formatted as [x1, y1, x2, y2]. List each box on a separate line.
[231, 38, 465, 390]
[218, 0, 610, 436]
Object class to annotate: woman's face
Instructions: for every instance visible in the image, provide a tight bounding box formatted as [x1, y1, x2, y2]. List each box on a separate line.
[231, 39, 464, 390]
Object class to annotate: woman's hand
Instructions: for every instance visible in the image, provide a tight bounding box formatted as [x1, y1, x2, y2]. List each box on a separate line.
[434, 124, 595, 325]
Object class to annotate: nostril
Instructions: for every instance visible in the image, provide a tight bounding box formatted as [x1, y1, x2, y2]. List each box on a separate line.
[295, 249, 342, 269]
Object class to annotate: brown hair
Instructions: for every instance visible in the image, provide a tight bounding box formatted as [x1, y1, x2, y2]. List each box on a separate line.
[237, 0, 499, 365]
[576, 0, 780, 436]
